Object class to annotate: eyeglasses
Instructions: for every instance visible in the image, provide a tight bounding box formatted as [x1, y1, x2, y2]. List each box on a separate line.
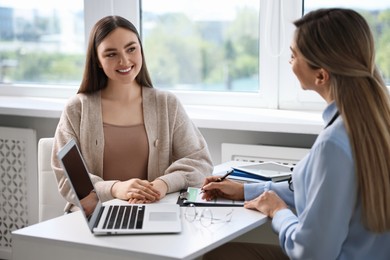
[288, 176, 294, 192]
[184, 204, 234, 227]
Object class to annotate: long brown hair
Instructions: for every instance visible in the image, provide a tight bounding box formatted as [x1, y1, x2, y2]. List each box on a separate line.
[78, 15, 153, 93]
[294, 8, 390, 232]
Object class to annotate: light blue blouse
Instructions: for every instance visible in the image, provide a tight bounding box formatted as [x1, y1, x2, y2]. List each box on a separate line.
[244, 102, 390, 260]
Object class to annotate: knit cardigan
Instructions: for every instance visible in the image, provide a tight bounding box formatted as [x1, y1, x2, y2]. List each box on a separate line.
[51, 86, 213, 209]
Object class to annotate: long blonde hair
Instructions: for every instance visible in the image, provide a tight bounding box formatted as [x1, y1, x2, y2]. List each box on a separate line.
[294, 8, 390, 232]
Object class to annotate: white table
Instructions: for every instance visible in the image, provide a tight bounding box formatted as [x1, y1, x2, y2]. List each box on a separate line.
[12, 192, 267, 260]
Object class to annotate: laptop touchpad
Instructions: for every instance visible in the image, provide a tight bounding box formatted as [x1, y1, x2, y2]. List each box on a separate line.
[149, 212, 177, 221]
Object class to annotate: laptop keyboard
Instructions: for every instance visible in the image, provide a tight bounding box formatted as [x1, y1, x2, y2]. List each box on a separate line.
[103, 205, 145, 230]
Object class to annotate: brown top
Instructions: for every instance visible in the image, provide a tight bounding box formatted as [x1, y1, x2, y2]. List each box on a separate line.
[52, 88, 213, 207]
[103, 123, 148, 181]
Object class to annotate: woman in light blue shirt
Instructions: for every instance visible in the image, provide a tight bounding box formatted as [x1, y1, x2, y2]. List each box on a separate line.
[202, 8, 390, 260]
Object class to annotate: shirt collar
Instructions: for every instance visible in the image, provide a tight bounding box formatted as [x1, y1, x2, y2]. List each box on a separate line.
[322, 101, 338, 126]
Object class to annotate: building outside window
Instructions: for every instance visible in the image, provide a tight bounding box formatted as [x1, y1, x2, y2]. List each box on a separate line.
[0, 0, 84, 85]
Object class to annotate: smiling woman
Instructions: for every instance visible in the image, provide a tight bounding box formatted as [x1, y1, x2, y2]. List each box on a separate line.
[97, 28, 143, 87]
[51, 15, 213, 212]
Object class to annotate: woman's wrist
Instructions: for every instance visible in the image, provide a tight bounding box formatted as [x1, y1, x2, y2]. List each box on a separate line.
[152, 179, 168, 197]
[110, 180, 120, 198]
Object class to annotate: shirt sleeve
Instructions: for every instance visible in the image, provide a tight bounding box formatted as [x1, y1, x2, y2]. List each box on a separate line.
[244, 181, 295, 207]
[244, 182, 270, 200]
[272, 140, 355, 260]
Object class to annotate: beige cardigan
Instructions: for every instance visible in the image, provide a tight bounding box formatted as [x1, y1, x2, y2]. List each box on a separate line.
[51, 87, 213, 208]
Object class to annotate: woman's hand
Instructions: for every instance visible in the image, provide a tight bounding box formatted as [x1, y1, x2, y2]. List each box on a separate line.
[244, 190, 288, 218]
[80, 190, 99, 217]
[201, 176, 244, 201]
[150, 179, 168, 200]
[111, 178, 160, 203]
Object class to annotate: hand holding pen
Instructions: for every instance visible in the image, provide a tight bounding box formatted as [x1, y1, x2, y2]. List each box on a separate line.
[200, 169, 234, 194]
[216, 168, 234, 182]
[200, 169, 245, 201]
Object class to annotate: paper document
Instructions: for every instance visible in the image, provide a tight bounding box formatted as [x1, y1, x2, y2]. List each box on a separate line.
[183, 187, 244, 206]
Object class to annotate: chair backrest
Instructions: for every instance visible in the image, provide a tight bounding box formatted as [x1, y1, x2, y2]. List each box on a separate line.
[38, 137, 67, 222]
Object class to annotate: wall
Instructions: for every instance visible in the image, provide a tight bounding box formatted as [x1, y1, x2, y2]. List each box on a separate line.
[200, 128, 316, 164]
[0, 115, 59, 144]
[0, 115, 317, 165]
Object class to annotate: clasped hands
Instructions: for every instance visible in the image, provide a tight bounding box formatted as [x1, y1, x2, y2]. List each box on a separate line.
[111, 178, 168, 204]
[201, 175, 288, 218]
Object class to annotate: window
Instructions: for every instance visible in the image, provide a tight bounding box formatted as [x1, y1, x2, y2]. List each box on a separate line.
[141, 0, 259, 93]
[0, 0, 301, 109]
[279, 0, 390, 111]
[0, 0, 84, 88]
[305, 0, 390, 85]
[139, 0, 302, 108]
[2, 1, 387, 112]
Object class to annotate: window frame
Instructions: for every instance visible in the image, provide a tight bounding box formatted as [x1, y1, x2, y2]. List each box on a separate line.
[0, 0, 327, 111]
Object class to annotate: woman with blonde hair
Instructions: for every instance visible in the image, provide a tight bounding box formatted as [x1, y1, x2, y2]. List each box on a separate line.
[202, 8, 390, 259]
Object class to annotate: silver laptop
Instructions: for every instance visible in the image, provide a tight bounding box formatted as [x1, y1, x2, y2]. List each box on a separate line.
[57, 138, 182, 235]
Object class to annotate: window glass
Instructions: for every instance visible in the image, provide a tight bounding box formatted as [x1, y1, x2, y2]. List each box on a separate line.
[0, 0, 84, 85]
[141, 0, 260, 92]
[304, 0, 390, 85]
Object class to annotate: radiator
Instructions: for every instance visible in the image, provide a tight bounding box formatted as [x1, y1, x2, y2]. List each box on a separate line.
[221, 143, 310, 167]
[0, 127, 38, 260]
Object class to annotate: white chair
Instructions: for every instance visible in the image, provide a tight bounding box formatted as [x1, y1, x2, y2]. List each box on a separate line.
[38, 137, 67, 222]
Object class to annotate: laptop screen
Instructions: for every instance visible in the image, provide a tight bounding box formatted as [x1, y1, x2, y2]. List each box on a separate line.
[59, 140, 99, 220]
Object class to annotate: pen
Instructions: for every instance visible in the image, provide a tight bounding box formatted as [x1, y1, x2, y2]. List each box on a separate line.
[216, 168, 234, 182]
[199, 169, 234, 194]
